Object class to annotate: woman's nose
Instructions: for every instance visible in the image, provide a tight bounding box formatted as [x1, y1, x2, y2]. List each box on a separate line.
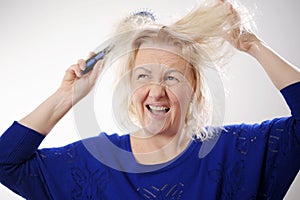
[148, 83, 166, 100]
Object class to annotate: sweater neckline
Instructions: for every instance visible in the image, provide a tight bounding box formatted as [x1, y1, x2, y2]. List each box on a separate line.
[123, 134, 201, 173]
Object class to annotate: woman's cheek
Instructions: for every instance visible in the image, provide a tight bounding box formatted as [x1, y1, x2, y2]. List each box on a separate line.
[168, 86, 193, 106]
[130, 86, 148, 114]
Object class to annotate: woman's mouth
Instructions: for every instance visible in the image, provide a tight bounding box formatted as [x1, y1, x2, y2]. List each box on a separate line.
[146, 104, 170, 114]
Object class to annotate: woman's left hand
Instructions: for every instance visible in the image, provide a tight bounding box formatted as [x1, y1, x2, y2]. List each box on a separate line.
[224, 2, 261, 53]
[222, 1, 300, 90]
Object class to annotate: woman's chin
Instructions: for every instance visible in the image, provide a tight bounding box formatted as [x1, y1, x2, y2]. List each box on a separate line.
[141, 121, 180, 138]
[139, 122, 165, 136]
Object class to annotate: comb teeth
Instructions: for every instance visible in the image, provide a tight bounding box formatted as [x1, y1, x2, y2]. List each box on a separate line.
[125, 8, 156, 25]
[133, 8, 156, 21]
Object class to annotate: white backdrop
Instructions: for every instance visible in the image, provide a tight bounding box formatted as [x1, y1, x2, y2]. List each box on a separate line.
[0, 0, 299, 199]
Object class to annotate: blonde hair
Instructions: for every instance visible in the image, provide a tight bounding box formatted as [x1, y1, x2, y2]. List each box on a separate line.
[107, 0, 253, 141]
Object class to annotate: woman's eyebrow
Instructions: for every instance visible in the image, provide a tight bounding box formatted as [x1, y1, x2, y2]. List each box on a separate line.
[165, 69, 184, 76]
[133, 66, 152, 73]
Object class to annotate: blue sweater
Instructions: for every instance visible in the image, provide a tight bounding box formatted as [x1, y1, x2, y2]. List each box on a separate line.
[0, 82, 300, 200]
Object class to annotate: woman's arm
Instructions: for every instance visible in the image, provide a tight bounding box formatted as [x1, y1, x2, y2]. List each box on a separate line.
[19, 55, 103, 135]
[247, 40, 300, 90]
[236, 32, 300, 90]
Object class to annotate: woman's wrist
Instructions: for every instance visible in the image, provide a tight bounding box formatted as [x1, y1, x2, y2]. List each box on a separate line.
[55, 86, 74, 108]
[53, 89, 74, 116]
[246, 37, 265, 57]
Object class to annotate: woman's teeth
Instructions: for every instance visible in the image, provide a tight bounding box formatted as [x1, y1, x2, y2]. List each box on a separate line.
[147, 105, 170, 113]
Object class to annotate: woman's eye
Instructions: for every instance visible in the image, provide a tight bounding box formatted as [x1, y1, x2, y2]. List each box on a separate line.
[165, 76, 179, 84]
[137, 74, 149, 79]
[167, 76, 178, 81]
[167, 76, 176, 81]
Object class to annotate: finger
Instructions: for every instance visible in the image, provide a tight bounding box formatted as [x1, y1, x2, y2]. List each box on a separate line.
[77, 59, 86, 71]
[63, 65, 76, 82]
[63, 64, 82, 82]
[70, 64, 82, 78]
[232, 8, 241, 25]
[87, 51, 96, 59]
[227, 4, 240, 26]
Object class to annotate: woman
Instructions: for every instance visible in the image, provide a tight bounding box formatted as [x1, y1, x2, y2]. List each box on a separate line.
[0, 1, 299, 199]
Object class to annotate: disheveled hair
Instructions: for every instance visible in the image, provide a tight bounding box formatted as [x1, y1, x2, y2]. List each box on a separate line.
[107, 0, 253, 141]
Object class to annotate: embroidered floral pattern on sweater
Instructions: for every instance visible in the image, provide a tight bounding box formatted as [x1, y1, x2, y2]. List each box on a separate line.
[71, 165, 111, 200]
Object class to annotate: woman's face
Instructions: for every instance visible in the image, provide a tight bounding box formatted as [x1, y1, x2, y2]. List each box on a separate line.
[130, 44, 195, 136]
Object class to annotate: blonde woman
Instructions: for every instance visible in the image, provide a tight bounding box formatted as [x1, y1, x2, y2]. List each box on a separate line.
[0, 1, 299, 199]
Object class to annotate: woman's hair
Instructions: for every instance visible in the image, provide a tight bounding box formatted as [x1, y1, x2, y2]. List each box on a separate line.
[107, 0, 253, 141]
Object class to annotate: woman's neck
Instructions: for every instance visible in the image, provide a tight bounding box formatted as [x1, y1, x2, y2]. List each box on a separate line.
[130, 129, 191, 165]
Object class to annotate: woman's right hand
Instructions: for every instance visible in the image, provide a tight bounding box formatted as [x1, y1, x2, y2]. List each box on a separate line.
[59, 52, 104, 105]
[18, 53, 104, 135]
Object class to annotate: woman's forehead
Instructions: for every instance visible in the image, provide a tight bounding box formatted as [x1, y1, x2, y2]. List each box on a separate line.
[134, 47, 191, 72]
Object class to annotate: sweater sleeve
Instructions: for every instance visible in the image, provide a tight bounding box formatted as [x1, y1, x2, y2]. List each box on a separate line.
[215, 82, 300, 199]
[0, 122, 79, 200]
[256, 82, 300, 198]
[280, 81, 300, 120]
[0, 121, 45, 166]
[0, 122, 54, 199]
[0, 121, 109, 200]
